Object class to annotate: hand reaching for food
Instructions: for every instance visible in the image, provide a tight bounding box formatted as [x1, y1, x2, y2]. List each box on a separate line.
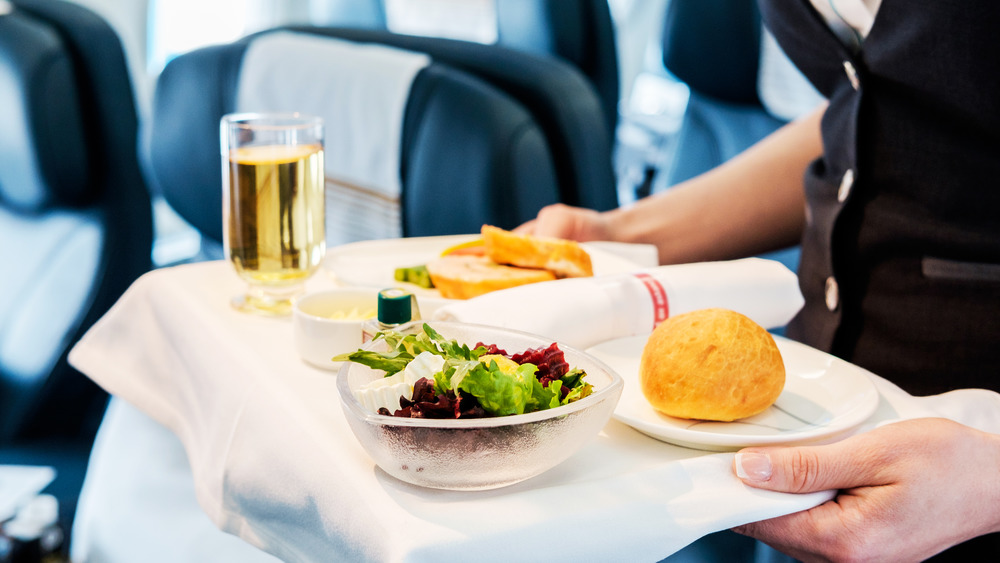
[514, 203, 613, 243]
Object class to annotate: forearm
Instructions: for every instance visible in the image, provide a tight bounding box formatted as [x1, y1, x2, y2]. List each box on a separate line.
[607, 104, 825, 265]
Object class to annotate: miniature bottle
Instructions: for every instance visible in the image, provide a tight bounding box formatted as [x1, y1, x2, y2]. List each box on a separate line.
[361, 288, 420, 342]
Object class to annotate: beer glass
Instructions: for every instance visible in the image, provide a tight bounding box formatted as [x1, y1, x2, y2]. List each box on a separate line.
[222, 113, 325, 315]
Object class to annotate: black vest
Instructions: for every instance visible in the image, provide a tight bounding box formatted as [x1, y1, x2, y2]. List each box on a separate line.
[760, 0, 1000, 396]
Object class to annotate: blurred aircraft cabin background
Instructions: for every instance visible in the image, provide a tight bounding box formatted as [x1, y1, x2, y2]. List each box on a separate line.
[0, 0, 822, 552]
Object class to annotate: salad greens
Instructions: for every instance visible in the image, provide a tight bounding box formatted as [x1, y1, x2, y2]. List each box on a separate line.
[334, 323, 592, 418]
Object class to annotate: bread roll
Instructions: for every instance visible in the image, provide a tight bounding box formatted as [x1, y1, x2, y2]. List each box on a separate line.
[426, 255, 556, 300]
[639, 308, 784, 421]
[482, 225, 593, 278]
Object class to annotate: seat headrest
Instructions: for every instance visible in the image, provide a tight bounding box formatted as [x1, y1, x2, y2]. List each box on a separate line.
[661, 0, 762, 105]
[0, 7, 90, 212]
[147, 31, 431, 244]
[282, 26, 618, 212]
[494, 0, 619, 139]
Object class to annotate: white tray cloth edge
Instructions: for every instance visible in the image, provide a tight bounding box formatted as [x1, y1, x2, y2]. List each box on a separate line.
[67, 260, 1000, 562]
[68, 267, 252, 521]
[69, 265, 457, 561]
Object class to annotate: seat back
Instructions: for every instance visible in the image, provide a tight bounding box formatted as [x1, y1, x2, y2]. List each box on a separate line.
[658, 0, 799, 271]
[661, 0, 763, 106]
[309, 0, 620, 142]
[146, 29, 562, 246]
[493, 0, 618, 140]
[284, 26, 618, 213]
[659, 0, 787, 186]
[0, 0, 153, 441]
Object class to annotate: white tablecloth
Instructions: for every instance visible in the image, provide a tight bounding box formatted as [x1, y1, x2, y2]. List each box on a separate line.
[67, 261, 1000, 562]
[71, 398, 280, 562]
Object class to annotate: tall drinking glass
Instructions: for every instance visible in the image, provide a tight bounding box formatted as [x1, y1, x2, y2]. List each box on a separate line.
[222, 113, 325, 315]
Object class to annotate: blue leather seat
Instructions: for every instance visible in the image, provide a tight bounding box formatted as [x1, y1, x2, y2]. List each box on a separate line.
[660, 0, 787, 186]
[0, 0, 153, 533]
[281, 26, 619, 214]
[145, 28, 592, 248]
[494, 0, 619, 141]
[658, 0, 800, 272]
[662, 0, 785, 185]
[308, 0, 620, 143]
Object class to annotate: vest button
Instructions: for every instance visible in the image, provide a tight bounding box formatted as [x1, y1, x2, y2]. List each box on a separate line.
[825, 276, 840, 312]
[843, 60, 860, 91]
[838, 169, 855, 202]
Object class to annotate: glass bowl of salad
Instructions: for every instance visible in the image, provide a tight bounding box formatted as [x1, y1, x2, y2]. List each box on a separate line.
[335, 321, 624, 490]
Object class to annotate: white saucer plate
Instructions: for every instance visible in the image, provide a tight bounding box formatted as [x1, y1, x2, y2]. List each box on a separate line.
[586, 334, 880, 451]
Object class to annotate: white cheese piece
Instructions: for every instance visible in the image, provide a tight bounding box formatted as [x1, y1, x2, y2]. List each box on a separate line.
[354, 351, 446, 413]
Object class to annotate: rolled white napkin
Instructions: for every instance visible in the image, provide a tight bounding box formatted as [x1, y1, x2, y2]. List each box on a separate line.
[432, 258, 804, 349]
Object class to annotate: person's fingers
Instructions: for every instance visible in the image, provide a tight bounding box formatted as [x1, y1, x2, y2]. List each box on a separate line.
[511, 203, 608, 241]
[733, 433, 891, 494]
[531, 203, 577, 238]
[514, 204, 573, 237]
[732, 503, 843, 560]
[511, 218, 536, 234]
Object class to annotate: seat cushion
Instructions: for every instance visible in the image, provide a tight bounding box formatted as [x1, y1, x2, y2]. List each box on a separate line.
[0, 206, 103, 433]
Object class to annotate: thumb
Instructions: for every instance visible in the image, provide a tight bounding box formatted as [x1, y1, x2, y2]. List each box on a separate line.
[733, 439, 882, 494]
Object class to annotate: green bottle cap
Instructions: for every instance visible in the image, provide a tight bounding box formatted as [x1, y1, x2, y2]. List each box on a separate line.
[377, 288, 413, 325]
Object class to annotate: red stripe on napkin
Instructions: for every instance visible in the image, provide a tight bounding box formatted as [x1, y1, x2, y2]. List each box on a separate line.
[634, 272, 669, 327]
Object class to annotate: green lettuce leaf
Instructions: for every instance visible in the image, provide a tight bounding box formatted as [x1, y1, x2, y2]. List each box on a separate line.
[331, 349, 412, 375]
[561, 380, 593, 405]
[435, 358, 481, 395]
[455, 360, 537, 416]
[332, 323, 478, 376]
[529, 378, 563, 411]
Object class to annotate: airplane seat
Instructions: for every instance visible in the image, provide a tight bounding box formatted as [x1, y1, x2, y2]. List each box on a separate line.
[659, 0, 801, 272]
[282, 26, 618, 214]
[492, 0, 619, 141]
[308, 0, 620, 146]
[659, 0, 787, 186]
[0, 0, 154, 534]
[145, 28, 563, 248]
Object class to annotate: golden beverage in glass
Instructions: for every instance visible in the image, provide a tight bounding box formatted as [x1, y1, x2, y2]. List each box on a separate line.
[222, 113, 325, 315]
